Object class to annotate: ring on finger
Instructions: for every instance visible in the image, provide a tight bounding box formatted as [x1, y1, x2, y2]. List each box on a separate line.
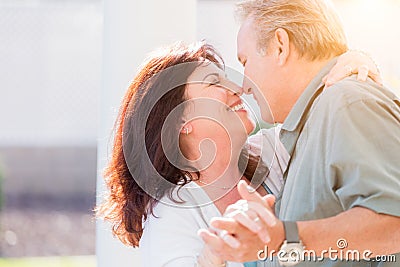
[240, 203, 249, 213]
[345, 65, 353, 76]
[219, 230, 230, 241]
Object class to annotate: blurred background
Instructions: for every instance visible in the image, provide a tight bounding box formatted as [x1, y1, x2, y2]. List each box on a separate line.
[0, 0, 399, 266]
[0, 0, 100, 266]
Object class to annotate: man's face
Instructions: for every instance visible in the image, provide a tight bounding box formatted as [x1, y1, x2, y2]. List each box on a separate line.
[237, 17, 285, 123]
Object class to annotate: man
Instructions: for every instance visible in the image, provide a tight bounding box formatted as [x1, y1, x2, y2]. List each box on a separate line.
[199, 0, 400, 266]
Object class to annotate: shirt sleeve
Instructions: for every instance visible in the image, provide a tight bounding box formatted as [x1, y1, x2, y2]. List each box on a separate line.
[247, 127, 289, 196]
[139, 203, 202, 267]
[329, 98, 400, 217]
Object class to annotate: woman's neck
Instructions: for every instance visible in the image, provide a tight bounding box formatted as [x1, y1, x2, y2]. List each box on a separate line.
[197, 146, 242, 187]
[194, 144, 244, 214]
[191, 145, 268, 214]
[185, 134, 249, 213]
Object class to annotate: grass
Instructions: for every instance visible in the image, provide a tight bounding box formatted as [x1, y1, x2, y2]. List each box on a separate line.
[0, 255, 95, 267]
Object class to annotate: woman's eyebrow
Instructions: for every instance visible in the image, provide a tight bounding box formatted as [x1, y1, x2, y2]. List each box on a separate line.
[202, 72, 220, 81]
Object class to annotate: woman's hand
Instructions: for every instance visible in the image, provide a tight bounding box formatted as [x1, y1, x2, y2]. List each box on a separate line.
[196, 244, 227, 266]
[221, 196, 277, 244]
[323, 50, 383, 87]
[198, 181, 284, 262]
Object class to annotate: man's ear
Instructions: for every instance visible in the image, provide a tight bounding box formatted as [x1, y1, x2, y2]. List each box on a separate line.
[273, 28, 290, 66]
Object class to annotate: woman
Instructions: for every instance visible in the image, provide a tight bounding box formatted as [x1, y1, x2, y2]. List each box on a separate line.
[96, 42, 380, 266]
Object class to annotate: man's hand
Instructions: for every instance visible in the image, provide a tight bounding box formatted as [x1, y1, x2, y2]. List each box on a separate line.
[198, 180, 285, 262]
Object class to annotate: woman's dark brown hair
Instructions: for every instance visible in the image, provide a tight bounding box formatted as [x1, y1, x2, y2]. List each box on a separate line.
[96, 42, 262, 247]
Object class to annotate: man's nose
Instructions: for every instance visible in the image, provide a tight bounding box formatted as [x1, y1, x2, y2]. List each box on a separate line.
[242, 86, 252, 95]
[241, 77, 252, 95]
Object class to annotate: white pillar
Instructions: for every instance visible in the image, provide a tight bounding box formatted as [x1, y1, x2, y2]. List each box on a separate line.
[96, 1, 196, 266]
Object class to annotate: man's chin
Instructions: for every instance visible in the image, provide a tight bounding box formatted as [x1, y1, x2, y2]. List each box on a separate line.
[261, 112, 275, 124]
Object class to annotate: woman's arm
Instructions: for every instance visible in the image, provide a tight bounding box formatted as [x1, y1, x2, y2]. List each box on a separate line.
[196, 245, 227, 266]
[324, 50, 382, 86]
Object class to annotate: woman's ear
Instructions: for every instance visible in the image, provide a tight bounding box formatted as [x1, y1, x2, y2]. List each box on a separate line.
[180, 122, 193, 135]
[273, 28, 290, 66]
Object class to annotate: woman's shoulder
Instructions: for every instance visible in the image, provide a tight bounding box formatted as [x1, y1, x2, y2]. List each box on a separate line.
[139, 183, 221, 266]
[141, 182, 220, 239]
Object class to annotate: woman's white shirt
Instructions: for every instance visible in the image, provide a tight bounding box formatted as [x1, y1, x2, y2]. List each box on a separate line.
[140, 182, 244, 266]
[246, 126, 290, 196]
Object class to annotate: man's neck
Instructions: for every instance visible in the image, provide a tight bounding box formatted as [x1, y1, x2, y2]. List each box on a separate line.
[278, 57, 334, 122]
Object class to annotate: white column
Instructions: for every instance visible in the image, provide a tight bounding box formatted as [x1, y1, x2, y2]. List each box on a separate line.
[96, 1, 196, 266]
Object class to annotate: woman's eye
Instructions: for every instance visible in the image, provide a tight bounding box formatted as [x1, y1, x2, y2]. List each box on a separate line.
[209, 79, 220, 86]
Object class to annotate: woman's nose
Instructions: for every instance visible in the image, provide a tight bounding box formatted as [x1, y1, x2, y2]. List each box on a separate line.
[227, 82, 244, 96]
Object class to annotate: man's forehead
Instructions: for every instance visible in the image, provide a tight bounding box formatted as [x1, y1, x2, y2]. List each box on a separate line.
[239, 17, 256, 36]
[237, 17, 255, 53]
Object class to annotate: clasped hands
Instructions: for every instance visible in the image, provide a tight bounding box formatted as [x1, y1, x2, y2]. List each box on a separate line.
[198, 180, 285, 263]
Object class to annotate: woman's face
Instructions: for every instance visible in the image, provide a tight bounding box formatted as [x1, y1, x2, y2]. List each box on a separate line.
[184, 62, 255, 141]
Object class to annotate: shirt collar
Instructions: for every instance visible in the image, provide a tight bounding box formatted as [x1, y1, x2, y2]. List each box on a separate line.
[281, 57, 338, 132]
[279, 57, 338, 157]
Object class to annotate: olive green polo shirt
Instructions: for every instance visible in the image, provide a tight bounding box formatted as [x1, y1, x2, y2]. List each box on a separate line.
[266, 59, 400, 267]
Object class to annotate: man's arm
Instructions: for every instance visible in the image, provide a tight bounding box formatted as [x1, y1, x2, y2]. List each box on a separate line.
[201, 90, 400, 262]
[200, 181, 400, 262]
[323, 50, 382, 86]
[299, 206, 400, 256]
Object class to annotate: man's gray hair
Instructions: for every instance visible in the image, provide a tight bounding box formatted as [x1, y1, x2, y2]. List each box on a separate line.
[236, 0, 348, 60]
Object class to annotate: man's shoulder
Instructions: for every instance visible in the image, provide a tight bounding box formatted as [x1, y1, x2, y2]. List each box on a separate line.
[316, 76, 398, 112]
